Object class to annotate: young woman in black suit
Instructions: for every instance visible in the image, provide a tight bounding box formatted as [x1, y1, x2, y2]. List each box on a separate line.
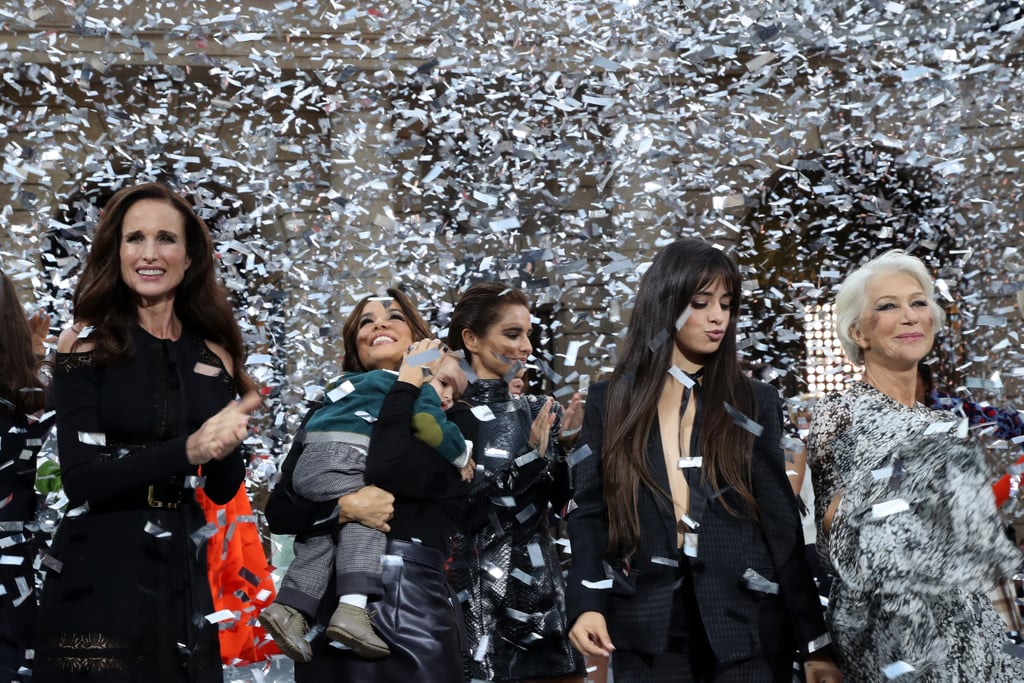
[565, 239, 842, 682]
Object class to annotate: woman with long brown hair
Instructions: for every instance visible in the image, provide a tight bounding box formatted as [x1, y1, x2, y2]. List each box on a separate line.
[0, 270, 54, 681]
[446, 282, 584, 683]
[566, 239, 840, 682]
[265, 288, 471, 683]
[34, 182, 261, 681]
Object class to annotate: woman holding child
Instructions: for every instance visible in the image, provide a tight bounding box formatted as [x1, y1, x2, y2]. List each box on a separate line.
[263, 288, 471, 682]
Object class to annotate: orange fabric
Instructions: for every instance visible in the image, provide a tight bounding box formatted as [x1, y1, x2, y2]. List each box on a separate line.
[992, 454, 1024, 508]
[196, 484, 280, 666]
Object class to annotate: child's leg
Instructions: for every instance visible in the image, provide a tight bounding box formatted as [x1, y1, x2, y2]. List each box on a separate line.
[277, 535, 336, 617]
[260, 536, 335, 663]
[326, 526, 389, 657]
[292, 440, 368, 502]
[334, 524, 386, 598]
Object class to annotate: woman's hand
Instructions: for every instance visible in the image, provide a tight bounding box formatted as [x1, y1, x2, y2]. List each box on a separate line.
[186, 391, 262, 465]
[459, 457, 476, 483]
[568, 611, 615, 658]
[558, 392, 584, 448]
[528, 397, 556, 457]
[397, 338, 444, 387]
[29, 310, 54, 357]
[338, 485, 395, 532]
[804, 654, 843, 683]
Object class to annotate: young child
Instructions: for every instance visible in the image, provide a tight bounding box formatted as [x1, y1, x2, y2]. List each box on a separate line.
[259, 351, 471, 662]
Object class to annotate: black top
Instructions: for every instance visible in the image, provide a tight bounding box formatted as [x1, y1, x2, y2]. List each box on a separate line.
[0, 405, 55, 529]
[265, 382, 469, 545]
[1, 396, 55, 674]
[35, 324, 242, 682]
[55, 326, 242, 506]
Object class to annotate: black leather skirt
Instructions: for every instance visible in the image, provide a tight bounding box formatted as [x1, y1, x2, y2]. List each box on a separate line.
[296, 539, 466, 683]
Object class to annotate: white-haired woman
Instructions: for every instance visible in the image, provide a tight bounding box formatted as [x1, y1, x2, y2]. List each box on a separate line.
[809, 250, 1024, 681]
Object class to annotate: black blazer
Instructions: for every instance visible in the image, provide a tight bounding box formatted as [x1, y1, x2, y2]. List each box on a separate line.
[565, 380, 829, 664]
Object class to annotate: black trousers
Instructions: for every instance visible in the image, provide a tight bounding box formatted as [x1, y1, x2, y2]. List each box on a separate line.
[612, 558, 794, 683]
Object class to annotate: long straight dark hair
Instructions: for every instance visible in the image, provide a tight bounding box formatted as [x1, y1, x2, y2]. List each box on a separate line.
[603, 239, 757, 559]
[71, 183, 255, 394]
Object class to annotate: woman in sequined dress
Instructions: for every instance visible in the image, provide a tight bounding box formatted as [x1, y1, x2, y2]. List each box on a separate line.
[34, 182, 261, 682]
[809, 250, 1024, 681]
[446, 281, 584, 682]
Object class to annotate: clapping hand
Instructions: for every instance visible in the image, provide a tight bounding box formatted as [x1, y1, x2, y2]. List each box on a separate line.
[186, 391, 262, 465]
[29, 311, 55, 356]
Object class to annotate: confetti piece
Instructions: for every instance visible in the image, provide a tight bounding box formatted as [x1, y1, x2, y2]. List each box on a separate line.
[723, 403, 764, 437]
[326, 380, 356, 403]
[882, 661, 915, 679]
[742, 568, 780, 594]
[871, 498, 911, 519]
[566, 443, 592, 466]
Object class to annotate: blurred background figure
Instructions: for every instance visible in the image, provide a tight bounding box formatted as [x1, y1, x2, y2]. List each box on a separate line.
[0, 270, 55, 682]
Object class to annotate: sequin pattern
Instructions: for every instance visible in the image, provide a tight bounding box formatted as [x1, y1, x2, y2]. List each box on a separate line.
[448, 378, 582, 681]
[809, 381, 1024, 681]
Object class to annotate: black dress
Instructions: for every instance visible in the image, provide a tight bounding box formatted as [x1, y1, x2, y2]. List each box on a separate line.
[35, 325, 244, 682]
[292, 380, 469, 683]
[1, 401, 55, 681]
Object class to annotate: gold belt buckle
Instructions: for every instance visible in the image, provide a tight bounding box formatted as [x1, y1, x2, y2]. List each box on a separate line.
[147, 484, 180, 509]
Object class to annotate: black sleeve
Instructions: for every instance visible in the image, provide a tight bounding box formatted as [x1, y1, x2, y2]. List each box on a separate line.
[263, 402, 341, 537]
[565, 382, 612, 627]
[365, 381, 455, 497]
[55, 355, 194, 504]
[752, 382, 833, 660]
[542, 397, 574, 515]
[198, 450, 246, 505]
[0, 411, 54, 526]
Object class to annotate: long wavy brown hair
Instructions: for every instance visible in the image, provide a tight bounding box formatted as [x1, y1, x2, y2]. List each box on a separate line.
[70, 182, 255, 394]
[0, 271, 47, 416]
[340, 287, 433, 372]
[603, 239, 758, 559]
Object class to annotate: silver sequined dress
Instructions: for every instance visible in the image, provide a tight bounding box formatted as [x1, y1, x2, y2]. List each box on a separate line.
[809, 381, 1024, 682]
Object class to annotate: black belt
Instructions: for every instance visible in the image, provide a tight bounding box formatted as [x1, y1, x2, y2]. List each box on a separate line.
[86, 475, 187, 512]
[146, 477, 185, 509]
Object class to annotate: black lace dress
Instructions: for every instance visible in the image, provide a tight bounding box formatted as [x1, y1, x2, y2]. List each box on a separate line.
[35, 325, 244, 682]
[447, 379, 583, 682]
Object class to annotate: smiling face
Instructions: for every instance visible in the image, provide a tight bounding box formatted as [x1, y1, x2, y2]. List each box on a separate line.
[354, 299, 416, 371]
[852, 270, 935, 371]
[672, 277, 732, 372]
[119, 199, 191, 304]
[461, 303, 533, 381]
[429, 355, 469, 411]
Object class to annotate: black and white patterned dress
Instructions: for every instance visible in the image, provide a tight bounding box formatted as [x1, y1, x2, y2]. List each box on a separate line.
[809, 381, 1024, 682]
